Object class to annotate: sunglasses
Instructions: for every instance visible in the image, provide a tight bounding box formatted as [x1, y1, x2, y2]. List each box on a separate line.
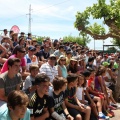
[61, 59, 66, 61]
[18, 50, 26, 53]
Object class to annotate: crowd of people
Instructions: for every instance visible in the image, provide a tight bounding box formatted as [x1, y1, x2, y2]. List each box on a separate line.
[0, 29, 120, 120]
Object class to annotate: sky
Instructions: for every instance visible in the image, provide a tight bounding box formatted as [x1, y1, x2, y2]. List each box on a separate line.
[0, 0, 113, 50]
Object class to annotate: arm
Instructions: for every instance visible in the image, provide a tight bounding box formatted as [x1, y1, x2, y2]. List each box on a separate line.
[58, 66, 62, 77]
[31, 108, 49, 120]
[98, 76, 106, 94]
[84, 88, 95, 106]
[0, 88, 7, 101]
[0, 44, 7, 57]
[62, 101, 73, 120]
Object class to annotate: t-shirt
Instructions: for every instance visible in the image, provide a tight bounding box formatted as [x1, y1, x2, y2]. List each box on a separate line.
[40, 62, 58, 83]
[24, 54, 38, 70]
[76, 87, 83, 100]
[37, 49, 50, 61]
[65, 87, 76, 104]
[0, 104, 30, 120]
[0, 72, 22, 96]
[1, 54, 26, 73]
[28, 91, 49, 118]
[67, 65, 77, 73]
[54, 50, 63, 58]
[49, 89, 65, 114]
[22, 75, 35, 98]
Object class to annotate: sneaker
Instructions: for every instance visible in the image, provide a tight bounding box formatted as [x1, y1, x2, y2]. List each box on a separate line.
[98, 113, 109, 120]
[106, 111, 113, 118]
[108, 105, 117, 110]
[110, 103, 118, 108]
[108, 110, 115, 117]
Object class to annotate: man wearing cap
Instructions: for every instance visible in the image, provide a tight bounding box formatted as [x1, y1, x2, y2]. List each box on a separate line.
[40, 54, 58, 84]
[25, 46, 38, 71]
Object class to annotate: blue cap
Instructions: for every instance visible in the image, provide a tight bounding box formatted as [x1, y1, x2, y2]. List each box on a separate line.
[28, 46, 36, 51]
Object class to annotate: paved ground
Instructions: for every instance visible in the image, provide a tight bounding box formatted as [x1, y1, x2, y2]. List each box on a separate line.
[110, 103, 120, 120]
[110, 109, 120, 120]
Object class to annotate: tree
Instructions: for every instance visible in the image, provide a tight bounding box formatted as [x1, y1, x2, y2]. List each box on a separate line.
[74, 0, 120, 45]
[107, 46, 117, 51]
[63, 34, 91, 46]
[74, 0, 120, 101]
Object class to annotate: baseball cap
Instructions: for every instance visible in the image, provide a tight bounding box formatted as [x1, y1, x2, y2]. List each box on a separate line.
[102, 62, 110, 67]
[49, 54, 56, 58]
[28, 46, 36, 51]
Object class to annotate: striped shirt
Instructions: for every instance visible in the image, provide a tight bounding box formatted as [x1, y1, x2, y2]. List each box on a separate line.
[39, 62, 58, 82]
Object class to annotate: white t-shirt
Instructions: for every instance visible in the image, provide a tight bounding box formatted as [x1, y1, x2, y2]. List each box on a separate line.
[25, 54, 38, 70]
[76, 86, 83, 100]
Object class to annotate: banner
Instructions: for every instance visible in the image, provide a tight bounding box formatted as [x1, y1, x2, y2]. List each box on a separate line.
[10, 25, 20, 33]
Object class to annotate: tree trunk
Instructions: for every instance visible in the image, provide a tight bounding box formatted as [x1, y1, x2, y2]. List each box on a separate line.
[114, 62, 120, 101]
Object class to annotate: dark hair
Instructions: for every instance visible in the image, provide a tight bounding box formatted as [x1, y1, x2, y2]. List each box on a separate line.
[7, 90, 29, 109]
[35, 44, 40, 48]
[95, 65, 106, 76]
[35, 73, 50, 85]
[18, 37, 25, 44]
[8, 58, 20, 67]
[13, 45, 25, 54]
[52, 77, 67, 91]
[67, 74, 78, 84]
[78, 74, 86, 87]
[87, 67, 95, 73]
[29, 64, 39, 72]
[66, 51, 72, 55]
[59, 45, 64, 50]
[88, 57, 94, 62]
[81, 70, 91, 77]
[4, 29, 7, 32]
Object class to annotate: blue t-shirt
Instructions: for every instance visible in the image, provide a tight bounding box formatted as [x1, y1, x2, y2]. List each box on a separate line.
[0, 104, 30, 120]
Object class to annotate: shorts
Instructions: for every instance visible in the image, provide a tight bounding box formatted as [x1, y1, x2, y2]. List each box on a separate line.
[84, 94, 94, 105]
[67, 107, 83, 118]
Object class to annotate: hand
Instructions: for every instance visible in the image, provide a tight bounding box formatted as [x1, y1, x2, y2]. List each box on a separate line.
[67, 115, 74, 120]
[78, 106, 86, 112]
[90, 102, 96, 107]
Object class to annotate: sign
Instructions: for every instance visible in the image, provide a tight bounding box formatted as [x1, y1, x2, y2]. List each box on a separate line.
[10, 25, 20, 33]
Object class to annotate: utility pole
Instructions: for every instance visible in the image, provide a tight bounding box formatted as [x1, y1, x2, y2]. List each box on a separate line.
[28, 4, 32, 33]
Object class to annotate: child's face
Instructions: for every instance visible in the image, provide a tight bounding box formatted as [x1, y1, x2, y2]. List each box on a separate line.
[72, 78, 78, 87]
[90, 71, 95, 77]
[31, 69, 39, 77]
[9, 104, 28, 119]
[78, 77, 84, 86]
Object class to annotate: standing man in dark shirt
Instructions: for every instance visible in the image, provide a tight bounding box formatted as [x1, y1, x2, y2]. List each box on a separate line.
[28, 73, 50, 120]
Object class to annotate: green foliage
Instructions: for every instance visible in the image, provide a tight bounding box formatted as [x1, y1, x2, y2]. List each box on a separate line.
[63, 34, 91, 46]
[74, 0, 120, 46]
[36, 36, 49, 45]
[107, 46, 117, 51]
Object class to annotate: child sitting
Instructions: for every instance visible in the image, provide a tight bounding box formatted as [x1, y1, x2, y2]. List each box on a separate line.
[65, 74, 91, 120]
[23, 64, 39, 98]
[49, 77, 73, 120]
